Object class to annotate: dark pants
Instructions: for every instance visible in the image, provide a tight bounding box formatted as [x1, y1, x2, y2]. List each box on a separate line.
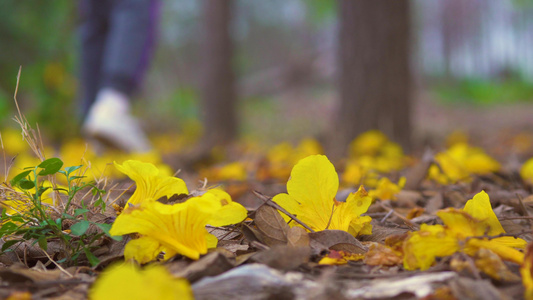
[79, 0, 160, 118]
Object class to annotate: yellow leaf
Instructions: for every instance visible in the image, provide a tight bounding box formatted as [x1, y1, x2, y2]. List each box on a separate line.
[273, 155, 372, 236]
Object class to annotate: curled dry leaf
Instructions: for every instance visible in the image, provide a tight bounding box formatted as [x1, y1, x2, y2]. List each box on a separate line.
[254, 205, 289, 247]
[241, 223, 264, 245]
[309, 230, 367, 254]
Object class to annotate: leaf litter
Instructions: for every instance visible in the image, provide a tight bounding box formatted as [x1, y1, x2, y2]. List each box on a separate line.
[2, 95, 533, 298]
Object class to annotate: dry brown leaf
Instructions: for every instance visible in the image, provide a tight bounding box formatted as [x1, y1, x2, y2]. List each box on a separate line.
[396, 190, 423, 208]
[474, 248, 521, 282]
[254, 205, 289, 246]
[241, 223, 265, 244]
[363, 242, 403, 266]
[248, 246, 310, 271]
[404, 148, 433, 190]
[309, 230, 367, 254]
[425, 192, 444, 213]
[406, 207, 425, 219]
[359, 223, 409, 243]
[287, 227, 309, 248]
[167, 252, 235, 283]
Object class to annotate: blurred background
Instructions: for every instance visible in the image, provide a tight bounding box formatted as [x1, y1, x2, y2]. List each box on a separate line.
[1, 0, 533, 154]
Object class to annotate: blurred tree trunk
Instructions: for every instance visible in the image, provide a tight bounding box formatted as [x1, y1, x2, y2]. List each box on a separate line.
[200, 0, 237, 146]
[329, 0, 412, 158]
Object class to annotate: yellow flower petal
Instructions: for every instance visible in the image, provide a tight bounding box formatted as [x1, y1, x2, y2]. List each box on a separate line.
[124, 237, 163, 264]
[110, 198, 220, 260]
[204, 189, 248, 227]
[436, 208, 486, 238]
[403, 224, 459, 271]
[520, 243, 533, 300]
[463, 191, 504, 235]
[114, 160, 188, 206]
[111, 190, 247, 262]
[273, 155, 372, 236]
[274, 155, 338, 231]
[334, 186, 373, 236]
[89, 263, 193, 300]
[467, 238, 524, 264]
[368, 177, 406, 201]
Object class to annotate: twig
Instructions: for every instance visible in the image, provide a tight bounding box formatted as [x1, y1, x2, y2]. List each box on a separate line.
[516, 193, 533, 228]
[41, 248, 73, 278]
[378, 202, 419, 230]
[109, 182, 135, 206]
[499, 216, 533, 221]
[380, 209, 394, 223]
[252, 190, 315, 232]
[465, 230, 531, 242]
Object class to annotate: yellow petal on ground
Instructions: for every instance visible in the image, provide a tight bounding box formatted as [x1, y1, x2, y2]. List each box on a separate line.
[123, 237, 163, 264]
[467, 238, 524, 264]
[114, 160, 188, 206]
[334, 186, 373, 236]
[204, 188, 248, 227]
[521, 243, 533, 300]
[206, 233, 219, 249]
[521, 158, 533, 185]
[110, 198, 220, 261]
[89, 263, 193, 300]
[111, 189, 247, 262]
[368, 177, 406, 201]
[403, 224, 459, 271]
[274, 155, 338, 231]
[273, 155, 372, 236]
[463, 191, 504, 235]
[437, 208, 486, 238]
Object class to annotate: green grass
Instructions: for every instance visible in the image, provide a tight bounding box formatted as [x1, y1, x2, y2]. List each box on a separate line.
[432, 78, 533, 105]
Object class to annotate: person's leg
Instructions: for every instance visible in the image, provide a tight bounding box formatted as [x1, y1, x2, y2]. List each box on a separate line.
[79, 0, 112, 118]
[102, 0, 159, 96]
[83, 0, 160, 153]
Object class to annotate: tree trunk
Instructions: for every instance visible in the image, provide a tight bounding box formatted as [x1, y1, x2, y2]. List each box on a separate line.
[329, 0, 412, 158]
[200, 0, 237, 146]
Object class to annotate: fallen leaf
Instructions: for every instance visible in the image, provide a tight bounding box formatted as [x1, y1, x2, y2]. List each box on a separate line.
[404, 148, 433, 190]
[167, 252, 235, 283]
[254, 205, 289, 246]
[249, 246, 310, 271]
[309, 230, 367, 254]
[474, 248, 521, 282]
[363, 242, 403, 266]
[287, 227, 309, 248]
[359, 223, 409, 243]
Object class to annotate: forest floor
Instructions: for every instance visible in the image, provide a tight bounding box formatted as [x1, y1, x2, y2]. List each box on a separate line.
[1, 89, 533, 299]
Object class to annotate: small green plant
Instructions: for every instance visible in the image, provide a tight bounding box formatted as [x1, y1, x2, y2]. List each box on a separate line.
[1, 157, 119, 267]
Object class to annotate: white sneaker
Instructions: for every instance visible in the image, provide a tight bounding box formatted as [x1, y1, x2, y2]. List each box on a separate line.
[82, 88, 152, 153]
